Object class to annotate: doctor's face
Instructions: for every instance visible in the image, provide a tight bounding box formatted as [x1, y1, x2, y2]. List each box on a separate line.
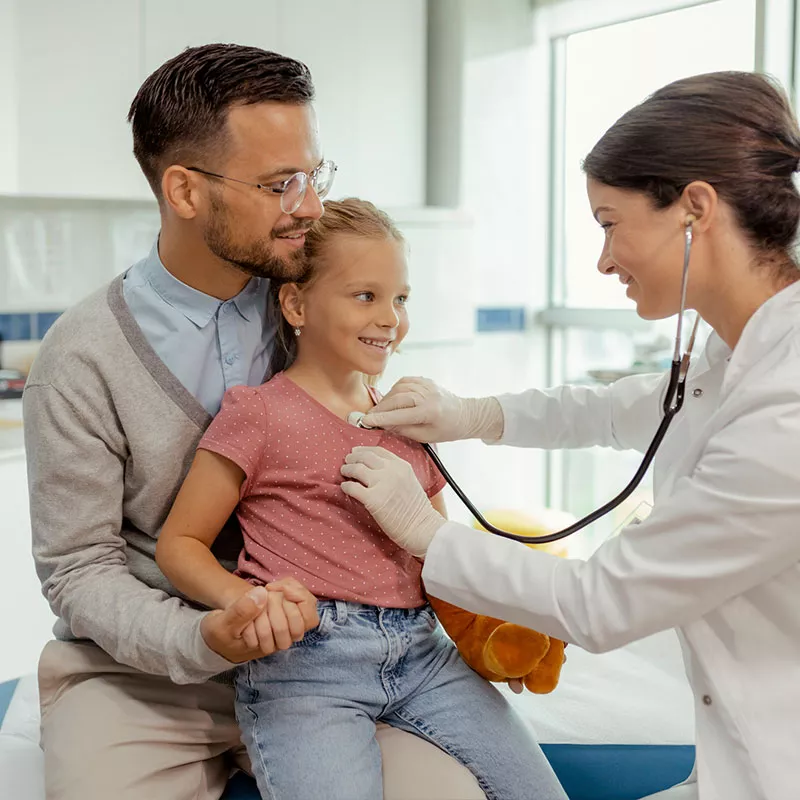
[587, 179, 689, 320]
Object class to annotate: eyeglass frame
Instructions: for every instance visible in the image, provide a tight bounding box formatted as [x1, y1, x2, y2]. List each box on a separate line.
[185, 159, 337, 214]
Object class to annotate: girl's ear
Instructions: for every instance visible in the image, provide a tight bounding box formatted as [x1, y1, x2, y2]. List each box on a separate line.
[279, 283, 305, 328]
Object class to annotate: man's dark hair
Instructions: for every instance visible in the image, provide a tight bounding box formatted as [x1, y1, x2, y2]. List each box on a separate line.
[128, 43, 314, 199]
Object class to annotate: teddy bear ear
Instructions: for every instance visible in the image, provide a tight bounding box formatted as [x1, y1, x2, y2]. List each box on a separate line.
[523, 639, 567, 694]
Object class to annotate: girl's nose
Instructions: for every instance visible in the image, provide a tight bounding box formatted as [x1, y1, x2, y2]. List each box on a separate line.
[378, 303, 400, 328]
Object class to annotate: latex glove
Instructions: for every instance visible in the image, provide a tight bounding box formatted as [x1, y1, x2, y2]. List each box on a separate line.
[359, 376, 504, 444]
[341, 446, 446, 557]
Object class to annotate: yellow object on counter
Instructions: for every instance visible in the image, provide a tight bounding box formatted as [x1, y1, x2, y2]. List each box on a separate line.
[473, 508, 571, 558]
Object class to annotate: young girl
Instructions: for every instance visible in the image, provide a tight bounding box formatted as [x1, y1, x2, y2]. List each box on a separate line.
[156, 199, 566, 800]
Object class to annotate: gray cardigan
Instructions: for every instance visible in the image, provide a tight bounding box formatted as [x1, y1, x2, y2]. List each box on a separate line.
[24, 276, 244, 683]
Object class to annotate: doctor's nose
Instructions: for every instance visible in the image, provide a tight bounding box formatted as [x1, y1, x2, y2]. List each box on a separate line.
[597, 244, 616, 276]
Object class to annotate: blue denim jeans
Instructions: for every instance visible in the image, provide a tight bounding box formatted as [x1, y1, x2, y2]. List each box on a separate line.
[235, 600, 567, 800]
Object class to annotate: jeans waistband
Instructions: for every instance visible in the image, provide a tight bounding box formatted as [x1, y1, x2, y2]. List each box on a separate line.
[316, 599, 429, 623]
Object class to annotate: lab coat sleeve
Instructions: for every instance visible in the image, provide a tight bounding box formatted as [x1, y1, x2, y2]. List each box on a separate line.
[494, 371, 667, 453]
[423, 381, 800, 653]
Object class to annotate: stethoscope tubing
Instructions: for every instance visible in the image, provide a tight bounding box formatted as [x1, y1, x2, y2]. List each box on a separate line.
[418, 222, 700, 545]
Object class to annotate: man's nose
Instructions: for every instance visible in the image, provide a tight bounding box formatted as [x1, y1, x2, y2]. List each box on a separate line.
[293, 184, 324, 220]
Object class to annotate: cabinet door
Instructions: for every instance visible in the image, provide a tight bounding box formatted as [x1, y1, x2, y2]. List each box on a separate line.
[279, 0, 426, 208]
[0, 1, 19, 194]
[143, 0, 280, 77]
[15, 0, 150, 199]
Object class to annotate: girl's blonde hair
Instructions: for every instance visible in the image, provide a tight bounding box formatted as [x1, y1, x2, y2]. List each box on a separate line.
[267, 198, 405, 379]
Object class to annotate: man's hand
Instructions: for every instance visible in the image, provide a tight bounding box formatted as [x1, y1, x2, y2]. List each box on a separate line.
[200, 581, 319, 663]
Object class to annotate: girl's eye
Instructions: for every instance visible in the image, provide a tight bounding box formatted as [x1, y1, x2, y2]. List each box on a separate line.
[599, 222, 613, 234]
[395, 295, 408, 306]
[355, 292, 374, 302]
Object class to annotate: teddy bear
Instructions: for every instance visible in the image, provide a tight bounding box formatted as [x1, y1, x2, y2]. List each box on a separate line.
[427, 508, 569, 694]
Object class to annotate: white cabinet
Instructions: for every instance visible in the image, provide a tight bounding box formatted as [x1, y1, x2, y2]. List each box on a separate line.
[279, 0, 427, 207]
[0, 1, 19, 194]
[393, 209, 475, 345]
[14, 0, 151, 199]
[6, 0, 427, 206]
[142, 0, 280, 77]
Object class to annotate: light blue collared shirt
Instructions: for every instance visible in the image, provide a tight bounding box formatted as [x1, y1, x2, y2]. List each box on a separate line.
[122, 242, 274, 415]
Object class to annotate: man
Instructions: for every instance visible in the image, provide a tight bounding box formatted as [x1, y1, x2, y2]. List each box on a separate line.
[24, 44, 485, 799]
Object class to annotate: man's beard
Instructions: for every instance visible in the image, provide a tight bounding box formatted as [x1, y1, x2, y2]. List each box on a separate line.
[203, 193, 308, 281]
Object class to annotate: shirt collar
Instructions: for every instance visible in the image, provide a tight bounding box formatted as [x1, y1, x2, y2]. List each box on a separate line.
[230, 275, 267, 323]
[721, 278, 800, 392]
[141, 241, 265, 328]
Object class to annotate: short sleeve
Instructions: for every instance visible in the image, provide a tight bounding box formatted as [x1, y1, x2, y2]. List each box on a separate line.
[198, 385, 267, 491]
[422, 443, 447, 498]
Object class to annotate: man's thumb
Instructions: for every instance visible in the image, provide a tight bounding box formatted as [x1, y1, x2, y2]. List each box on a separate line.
[227, 587, 267, 634]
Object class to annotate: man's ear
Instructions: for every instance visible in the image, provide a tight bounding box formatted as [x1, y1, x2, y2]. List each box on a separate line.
[162, 165, 206, 220]
[279, 283, 305, 328]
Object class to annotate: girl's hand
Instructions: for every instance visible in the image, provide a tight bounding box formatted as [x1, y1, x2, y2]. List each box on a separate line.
[265, 576, 320, 643]
[226, 580, 320, 657]
[341, 446, 446, 557]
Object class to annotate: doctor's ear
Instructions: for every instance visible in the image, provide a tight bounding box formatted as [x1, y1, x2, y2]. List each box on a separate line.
[680, 181, 717, 233]
[279, 283, 305, 328]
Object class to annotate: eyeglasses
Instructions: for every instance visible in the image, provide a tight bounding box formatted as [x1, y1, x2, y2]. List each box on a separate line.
[186, 159, 337, 214]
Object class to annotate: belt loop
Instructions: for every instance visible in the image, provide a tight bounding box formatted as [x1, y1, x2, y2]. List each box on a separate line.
[334, 599, 348, 623]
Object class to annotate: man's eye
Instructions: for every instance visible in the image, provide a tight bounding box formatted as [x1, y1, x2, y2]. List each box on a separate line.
[355, 292, 374, 301]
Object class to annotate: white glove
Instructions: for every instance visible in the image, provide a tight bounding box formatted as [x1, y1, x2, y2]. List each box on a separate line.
[359, 377, 504, 444]
[340, 446, 446, 557]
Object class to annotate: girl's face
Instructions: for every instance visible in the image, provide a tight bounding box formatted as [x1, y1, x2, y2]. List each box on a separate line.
[294, 234, 410, 375]
[587, 179, 690, 320]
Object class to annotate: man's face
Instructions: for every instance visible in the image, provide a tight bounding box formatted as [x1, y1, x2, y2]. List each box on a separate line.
[201, 102, 325, 281]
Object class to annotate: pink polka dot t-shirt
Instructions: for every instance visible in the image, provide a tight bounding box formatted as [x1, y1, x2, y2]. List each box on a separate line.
[198, 372, 446, 608]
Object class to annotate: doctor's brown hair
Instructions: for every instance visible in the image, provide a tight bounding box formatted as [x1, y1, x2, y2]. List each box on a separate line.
[267, 198, 406, 379]
[583, 71, 800, 280]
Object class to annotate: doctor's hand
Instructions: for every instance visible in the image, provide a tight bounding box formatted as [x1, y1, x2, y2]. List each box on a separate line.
[341, 446, 447, 557]
[360, 377, 504, 444]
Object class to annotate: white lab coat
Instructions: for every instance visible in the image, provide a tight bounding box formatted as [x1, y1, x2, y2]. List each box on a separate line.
[422, 280, 800, 800]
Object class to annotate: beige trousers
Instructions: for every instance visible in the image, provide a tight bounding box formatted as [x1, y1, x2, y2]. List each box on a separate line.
[38, 640, 485, 800]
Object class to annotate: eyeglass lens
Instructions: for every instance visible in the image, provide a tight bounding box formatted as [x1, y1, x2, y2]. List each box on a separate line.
[279, 162, 336, 214]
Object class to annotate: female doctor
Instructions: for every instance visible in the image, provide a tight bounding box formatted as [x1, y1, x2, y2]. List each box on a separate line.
[341, 71, 800, 800]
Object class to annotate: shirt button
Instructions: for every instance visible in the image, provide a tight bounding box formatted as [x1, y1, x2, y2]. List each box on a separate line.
[225, 354, 235, 366]
[692, 388, 703, 398]
[702, 694, 712, 706]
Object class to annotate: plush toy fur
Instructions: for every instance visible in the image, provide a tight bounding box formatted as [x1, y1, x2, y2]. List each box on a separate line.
[428, 509, 567, 694]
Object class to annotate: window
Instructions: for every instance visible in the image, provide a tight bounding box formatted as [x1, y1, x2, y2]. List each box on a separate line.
[537, 0, 785, 555]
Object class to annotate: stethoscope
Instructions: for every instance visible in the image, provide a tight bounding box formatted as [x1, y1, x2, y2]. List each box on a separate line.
[351, 219, 701, 545]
